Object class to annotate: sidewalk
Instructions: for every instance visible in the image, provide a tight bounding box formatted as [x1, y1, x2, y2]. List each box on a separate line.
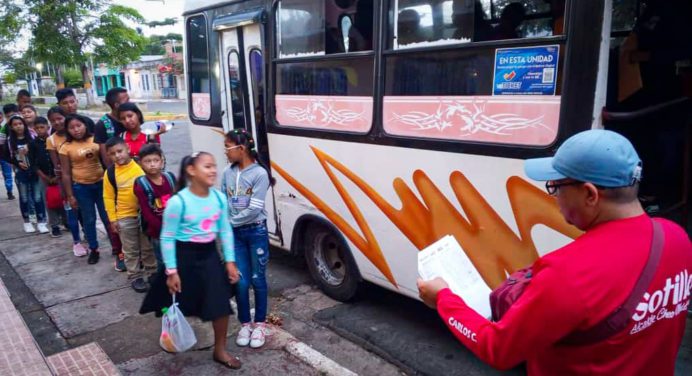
[0, 195, 355, 375]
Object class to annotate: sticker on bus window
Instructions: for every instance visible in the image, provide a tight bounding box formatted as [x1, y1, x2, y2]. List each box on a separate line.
[192, 93, 211, 119]
[493, 45, 559, 96]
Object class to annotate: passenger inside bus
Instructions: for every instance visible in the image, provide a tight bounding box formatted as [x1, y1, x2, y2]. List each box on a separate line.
[347, 0, 374, 52]
[605, 0, 692, 230]
[490, 2, 525, 40]
[397, 9, 422, 46]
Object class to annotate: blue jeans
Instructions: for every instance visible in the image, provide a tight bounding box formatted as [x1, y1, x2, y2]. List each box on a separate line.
[72, 181, 110, 250]
[1, 160, 12, 194]
[234, 222, 269, 324]
[64, 202, 82, 243]
[16, 171, 45, 222]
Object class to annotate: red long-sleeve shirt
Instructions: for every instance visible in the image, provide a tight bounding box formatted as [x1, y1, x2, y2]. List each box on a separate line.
[436, 214, 691, 375]
[133, 175, 174, 239]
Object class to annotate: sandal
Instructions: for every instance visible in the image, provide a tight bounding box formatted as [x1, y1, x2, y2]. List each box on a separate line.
[213, 355, 242, 370]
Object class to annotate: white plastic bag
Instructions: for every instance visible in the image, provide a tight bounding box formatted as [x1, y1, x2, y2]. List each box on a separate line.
[159, 295, 197, 352]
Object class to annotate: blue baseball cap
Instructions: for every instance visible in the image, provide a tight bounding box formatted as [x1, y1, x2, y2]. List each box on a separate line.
[524, 130, 642, 187]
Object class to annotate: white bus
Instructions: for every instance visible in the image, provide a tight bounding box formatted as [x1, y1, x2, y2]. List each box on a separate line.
[182, 0, 691, 301]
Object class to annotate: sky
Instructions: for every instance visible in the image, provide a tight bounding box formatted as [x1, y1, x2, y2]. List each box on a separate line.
[117, 0, 185, 37]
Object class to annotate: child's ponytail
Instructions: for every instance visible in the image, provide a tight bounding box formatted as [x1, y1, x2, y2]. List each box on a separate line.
[225, 129, 276, 186]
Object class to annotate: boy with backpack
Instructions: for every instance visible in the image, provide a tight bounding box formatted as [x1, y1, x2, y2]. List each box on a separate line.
[133, 144, 176, 277]
[94, 87, 128, 167]
[103, 137, 156, 292]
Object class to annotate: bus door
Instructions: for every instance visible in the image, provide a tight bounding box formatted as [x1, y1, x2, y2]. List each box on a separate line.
[218, 18, 282, 241]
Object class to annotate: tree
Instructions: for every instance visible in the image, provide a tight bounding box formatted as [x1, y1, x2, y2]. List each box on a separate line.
[142, 33, 183, 55]
[147, 18, 178, 28]
[27, 0, 146, 105]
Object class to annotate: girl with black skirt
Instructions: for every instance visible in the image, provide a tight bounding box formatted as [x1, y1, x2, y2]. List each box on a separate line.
[141, 152, 241, 369]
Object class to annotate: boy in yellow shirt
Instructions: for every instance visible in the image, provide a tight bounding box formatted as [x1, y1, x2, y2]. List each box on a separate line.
[103, 137, 155, 292]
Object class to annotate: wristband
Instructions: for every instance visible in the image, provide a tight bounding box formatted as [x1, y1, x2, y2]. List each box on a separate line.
[165, 268, 178, 276]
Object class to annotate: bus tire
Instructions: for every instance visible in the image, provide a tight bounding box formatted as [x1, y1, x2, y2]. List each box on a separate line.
[304, 224, 360, 302]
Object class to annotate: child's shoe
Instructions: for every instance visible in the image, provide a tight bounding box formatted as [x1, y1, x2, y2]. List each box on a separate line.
[23, 223, 36, 233]
[250, 323, 268, 349]
[50, 226, 62, 238]
[72, 243, 88, 257]
[7, 192, 15, 200]
[131, 277, 148, 293]
[87, 249, 100, 264]
[236, 323, 253, 347]
[37, 223, 50, 234]
[114, 253, 127, 272]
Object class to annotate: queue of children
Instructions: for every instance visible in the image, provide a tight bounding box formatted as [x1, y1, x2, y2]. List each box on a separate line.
[2, 87, 275, 368]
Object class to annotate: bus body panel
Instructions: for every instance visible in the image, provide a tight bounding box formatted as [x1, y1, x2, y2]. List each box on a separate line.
[268, 133, 576, 298]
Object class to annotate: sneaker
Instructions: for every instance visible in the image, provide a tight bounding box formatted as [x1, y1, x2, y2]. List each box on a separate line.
[7, 192, 14, 200]
[23, 223, 36, 233]
[131, 277, 148, 293]
[72, 243, 88, 257]
[87, 249, 100, 264]
[114, 253, 127, 272]
[37, 223, 50, 234]
[50, 226, 62, 238]
[236, 323, 253, 347]
[250, 323, 269, 349]
[29, 214, 37, 224]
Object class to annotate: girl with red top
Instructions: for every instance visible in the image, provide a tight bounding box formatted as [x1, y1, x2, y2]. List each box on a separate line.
[116, 102, 166, 159]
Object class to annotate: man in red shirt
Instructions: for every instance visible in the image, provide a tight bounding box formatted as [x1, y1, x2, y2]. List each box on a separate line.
[418, 129, 692, 375]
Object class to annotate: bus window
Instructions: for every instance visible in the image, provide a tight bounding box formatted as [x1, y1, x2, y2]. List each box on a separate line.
[228, 51, 247, 129]
[393, 0, 564, 48]
[277, 0, 373, 56]
[274, 0, 375, 133]
[611, 0, 638, 33]
[186, 15, 211, 120]
[277, 1, 325, 57]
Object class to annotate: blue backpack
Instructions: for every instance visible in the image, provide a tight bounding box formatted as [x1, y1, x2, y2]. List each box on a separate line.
[133, 172, 177, 232]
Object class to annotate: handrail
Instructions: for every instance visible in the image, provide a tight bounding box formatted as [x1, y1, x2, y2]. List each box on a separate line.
[602, 97, 691, 123]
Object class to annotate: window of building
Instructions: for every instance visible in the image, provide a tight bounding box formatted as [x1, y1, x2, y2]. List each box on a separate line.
[186, 14, 211, 120]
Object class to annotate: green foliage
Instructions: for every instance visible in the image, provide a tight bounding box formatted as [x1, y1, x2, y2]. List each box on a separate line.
[3, 71, 16, 84]
[63, 68, 84, 88]
[147, 18, 178, 28]
[27, 0, 145, 70]
[143, 33, 183, 55]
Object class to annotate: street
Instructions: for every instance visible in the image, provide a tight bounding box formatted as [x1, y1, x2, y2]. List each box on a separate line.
[0, 103, 690, 375]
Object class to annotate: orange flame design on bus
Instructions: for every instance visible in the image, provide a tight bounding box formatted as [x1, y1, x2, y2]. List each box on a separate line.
[272, 147, 581, 289]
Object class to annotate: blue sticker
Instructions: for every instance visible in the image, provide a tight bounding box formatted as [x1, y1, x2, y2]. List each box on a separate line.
[493, 45, 559, 95]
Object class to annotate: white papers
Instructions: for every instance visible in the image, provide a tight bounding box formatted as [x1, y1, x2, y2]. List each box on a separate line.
[418, 235, 491, 318]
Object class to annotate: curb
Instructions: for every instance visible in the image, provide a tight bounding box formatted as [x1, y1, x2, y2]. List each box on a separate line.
[272, 326, 358, 376]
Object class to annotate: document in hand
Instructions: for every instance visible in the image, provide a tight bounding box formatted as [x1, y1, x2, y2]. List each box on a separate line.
[418, 235, 492, 318]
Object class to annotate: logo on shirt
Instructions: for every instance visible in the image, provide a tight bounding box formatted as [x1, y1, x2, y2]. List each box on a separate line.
[448, 316, 478, 342]
[630, 269, 691, 335]
[78, 146, 95, 159]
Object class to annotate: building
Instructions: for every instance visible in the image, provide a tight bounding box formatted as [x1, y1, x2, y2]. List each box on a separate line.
[94, 42, 185, 100]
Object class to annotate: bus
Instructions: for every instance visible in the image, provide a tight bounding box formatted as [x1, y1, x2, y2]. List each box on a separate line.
[181, 0, 691, 301]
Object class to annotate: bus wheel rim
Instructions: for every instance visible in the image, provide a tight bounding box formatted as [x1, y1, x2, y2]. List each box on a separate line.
[313, 232, 346, 286]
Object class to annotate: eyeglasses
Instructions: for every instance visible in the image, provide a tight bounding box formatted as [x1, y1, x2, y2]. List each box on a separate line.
[545, 180, 583, 196]
[224, 145, 242, 151]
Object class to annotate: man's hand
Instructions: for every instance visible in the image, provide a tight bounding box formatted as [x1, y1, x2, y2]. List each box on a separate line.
[226, 262, 240, 284]
[417, 277, 449, 309]
[18, 161, 28, 170]
[167, 273, 181, 295]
